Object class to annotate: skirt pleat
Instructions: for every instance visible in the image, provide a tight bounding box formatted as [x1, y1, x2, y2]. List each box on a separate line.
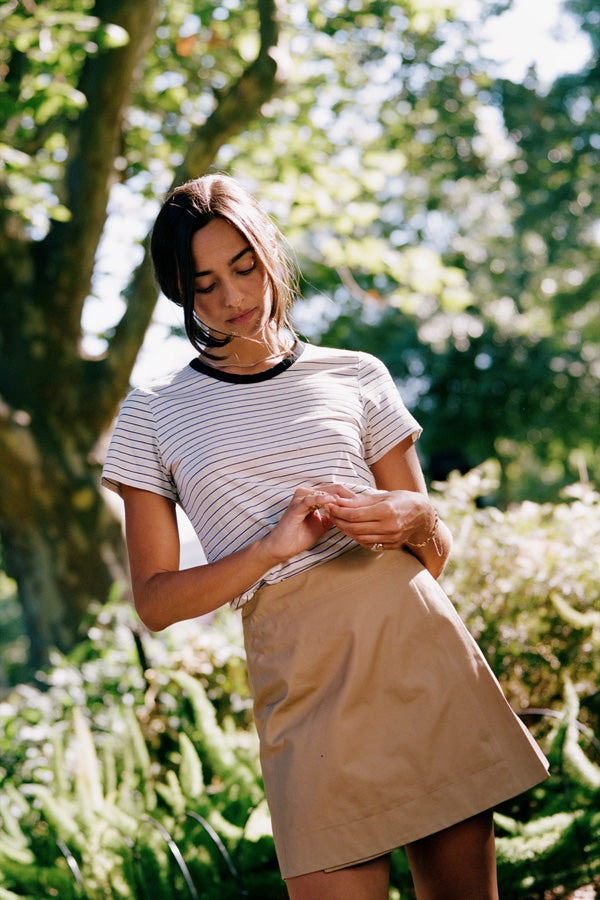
[241, 545, 548, 879]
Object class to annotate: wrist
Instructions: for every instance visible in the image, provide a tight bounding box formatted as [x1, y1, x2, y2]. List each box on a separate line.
[405, 503, 439, 549]
[254, 533, 288, 570]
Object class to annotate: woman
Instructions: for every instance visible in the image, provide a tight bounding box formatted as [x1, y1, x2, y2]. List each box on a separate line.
[102, 173, 548, 900]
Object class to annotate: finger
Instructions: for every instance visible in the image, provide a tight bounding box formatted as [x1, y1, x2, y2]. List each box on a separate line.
[328, 495, 386, 513]
[312, 510, 333, 530]
[318, 483, 357, 499]
[337, 528, 390, 545]
[305, 492, 329, 512]
[293, 488, 328, 509]
[328, 503, 383, 522]
[292, 486, 322, 501]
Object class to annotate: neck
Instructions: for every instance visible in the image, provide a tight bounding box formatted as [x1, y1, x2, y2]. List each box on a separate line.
[200, 332, 294, 373]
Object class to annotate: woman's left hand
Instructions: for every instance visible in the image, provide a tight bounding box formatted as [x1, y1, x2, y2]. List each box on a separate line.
[324, 487, 435, 551]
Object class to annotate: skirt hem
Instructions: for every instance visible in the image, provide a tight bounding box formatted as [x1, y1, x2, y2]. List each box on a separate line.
[282, 753, 546, 878]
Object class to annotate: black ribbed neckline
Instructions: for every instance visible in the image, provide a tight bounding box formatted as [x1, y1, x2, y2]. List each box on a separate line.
[189, 340, 304, 384]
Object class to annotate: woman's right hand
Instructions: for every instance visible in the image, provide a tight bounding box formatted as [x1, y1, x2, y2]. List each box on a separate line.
[258, 486, 336, 565]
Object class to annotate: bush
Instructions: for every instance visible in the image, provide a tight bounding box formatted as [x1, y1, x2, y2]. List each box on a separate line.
[436, 466, 600, 898]
[0, 604, 282, 899]
[438, 465, 600, 725]
[0, 468, 599, 898]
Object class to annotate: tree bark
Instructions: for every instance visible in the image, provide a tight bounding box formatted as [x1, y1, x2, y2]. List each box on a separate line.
[91, 0, 285, 434]
[0, 0, 285, 670]
[0, 392, 127, 668]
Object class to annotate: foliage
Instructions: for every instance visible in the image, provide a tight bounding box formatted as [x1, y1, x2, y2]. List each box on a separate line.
[0, 0, 285, 665]
[0, 0, 489, 666]
[305, 0, 600, 502]
[2, 0, 598, 667]
[1, 472, 600, 898]
[0, 604, 283, 899]
[493, 675, 600, 899]
[318, 300, 595, 503]
[437, 466, 600, 724]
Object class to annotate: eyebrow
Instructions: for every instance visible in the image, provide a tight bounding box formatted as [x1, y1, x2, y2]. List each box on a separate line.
[195, 246, 253, 277]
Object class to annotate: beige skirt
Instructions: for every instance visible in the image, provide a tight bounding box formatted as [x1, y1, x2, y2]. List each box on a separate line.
[241, 546, 548, 879]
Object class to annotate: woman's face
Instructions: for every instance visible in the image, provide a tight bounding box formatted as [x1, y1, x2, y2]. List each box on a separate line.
[190, 217, 271, 339]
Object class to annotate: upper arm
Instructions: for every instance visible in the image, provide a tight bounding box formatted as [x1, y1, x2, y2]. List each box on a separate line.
[369, 435, 427, 494]
[121, 484, 180, 600]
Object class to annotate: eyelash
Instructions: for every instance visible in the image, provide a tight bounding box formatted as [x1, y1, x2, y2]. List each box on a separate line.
[195, 263, 255, 294]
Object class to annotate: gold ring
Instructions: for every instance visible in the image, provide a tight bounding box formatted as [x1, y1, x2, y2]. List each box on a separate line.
[370, 543, 384, 552]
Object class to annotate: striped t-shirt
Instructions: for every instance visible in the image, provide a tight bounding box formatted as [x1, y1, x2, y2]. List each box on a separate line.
[101, 341, 421, 608]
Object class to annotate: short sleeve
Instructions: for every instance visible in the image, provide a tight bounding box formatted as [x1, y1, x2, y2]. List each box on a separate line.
[101, 389, 178, 502]
[358, 352, 422, 466]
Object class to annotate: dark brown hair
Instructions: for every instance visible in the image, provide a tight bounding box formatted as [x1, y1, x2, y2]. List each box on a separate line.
[150, 173, 296, 352]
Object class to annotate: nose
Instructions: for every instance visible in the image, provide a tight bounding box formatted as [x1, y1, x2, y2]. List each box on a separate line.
[222, 277, 242, 308]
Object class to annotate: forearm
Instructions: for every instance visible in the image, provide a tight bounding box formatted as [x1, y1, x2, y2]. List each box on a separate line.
[133, 536, 281, 631]
[128, 485, 334, 631]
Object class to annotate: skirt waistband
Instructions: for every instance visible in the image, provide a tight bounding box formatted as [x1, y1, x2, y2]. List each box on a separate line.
[241, 544, 421, 623]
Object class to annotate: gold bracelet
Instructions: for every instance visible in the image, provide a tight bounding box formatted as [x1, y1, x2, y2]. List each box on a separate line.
[406, 510, 439, 548]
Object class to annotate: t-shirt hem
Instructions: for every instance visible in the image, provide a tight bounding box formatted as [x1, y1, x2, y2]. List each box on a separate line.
[100, 474, 178, 504]
[365, 424, 423, 466]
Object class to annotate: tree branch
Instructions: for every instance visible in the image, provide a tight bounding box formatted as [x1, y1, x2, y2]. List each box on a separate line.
[81, 248, 158, 432]
[37, 0, 160, 346]
[89, 0, 285, 433]
[176, 0, 283, 181]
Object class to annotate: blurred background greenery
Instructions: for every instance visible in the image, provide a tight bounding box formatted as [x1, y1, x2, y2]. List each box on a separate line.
[1, 0, 599, 896]
[1, 470, 599, 898]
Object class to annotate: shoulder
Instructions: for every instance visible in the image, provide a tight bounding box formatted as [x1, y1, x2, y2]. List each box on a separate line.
[300, 343, 390, 378]
[301, 343, 387, 366]
[297, 342, 366, 369]
[119, 363, 201, 410]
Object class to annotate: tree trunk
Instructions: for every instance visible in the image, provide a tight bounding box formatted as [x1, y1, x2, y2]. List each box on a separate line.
[2, 508, 126, 670]
[0, 401, 128, 668]
[0, 0, 285, 671]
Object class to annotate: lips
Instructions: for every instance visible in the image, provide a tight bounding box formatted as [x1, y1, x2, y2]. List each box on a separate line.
[227, 308, 256, 325]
